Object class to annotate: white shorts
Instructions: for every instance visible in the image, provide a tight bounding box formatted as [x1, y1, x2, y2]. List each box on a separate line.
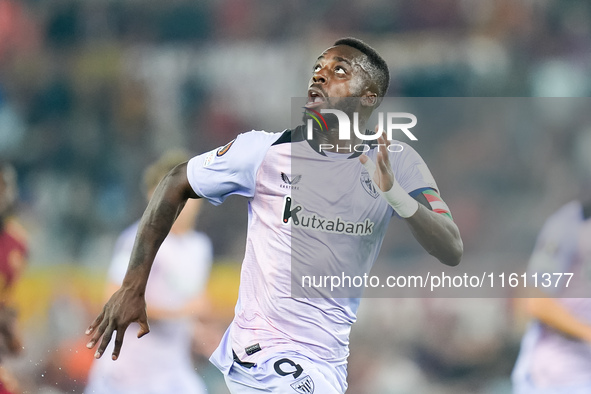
[211, 326, 348, 393]
[224, 352, 345, 394]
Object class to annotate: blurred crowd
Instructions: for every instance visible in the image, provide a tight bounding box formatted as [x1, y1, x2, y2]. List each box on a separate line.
[1, 0, 591, 393]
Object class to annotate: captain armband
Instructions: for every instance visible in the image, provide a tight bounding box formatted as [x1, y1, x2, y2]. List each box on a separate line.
[420, 189, 453, 220]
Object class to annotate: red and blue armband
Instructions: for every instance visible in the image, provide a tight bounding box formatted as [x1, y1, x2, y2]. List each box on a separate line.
[412, 188, 453, 220]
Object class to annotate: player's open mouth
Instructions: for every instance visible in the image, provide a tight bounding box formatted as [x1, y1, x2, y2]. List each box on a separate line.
[305, 89, 326, 108]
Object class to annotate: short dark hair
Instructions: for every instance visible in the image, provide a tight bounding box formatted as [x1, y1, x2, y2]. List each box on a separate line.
[334, 37, 390, 97]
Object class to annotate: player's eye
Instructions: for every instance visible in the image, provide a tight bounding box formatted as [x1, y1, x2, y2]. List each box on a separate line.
[335, 66, 346, 75]
[313, 64, 321, 73]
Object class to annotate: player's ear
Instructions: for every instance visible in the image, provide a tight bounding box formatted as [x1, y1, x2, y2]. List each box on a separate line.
[360, 91, 379, 108]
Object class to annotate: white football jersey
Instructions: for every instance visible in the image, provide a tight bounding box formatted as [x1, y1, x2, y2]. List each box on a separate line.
[512, 201, 591, 388]
[86, 222, 213, 394]
[187, 126, 439, 374]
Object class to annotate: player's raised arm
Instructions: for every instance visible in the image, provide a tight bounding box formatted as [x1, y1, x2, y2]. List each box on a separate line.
[85, 162, 199, 360]
[403, 199, 463, 266]
[360, 133, 463, 267]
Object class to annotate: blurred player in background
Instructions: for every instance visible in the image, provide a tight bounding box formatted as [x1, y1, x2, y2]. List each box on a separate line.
[0, 163, 27, 394]
[86, 37, 462, 393]
[85, 151, 213, 394]
[512, 195, 591, 393]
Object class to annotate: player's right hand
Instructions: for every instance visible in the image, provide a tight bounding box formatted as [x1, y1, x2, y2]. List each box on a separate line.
[85, 286, 150, 360]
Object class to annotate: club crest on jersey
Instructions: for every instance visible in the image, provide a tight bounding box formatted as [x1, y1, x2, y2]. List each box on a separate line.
[360, 170, 380, 199]
[291, 375, 314, 394]
[281, 172, 301, 190]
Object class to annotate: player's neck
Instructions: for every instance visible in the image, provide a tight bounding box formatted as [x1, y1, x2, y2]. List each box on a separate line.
[311, 123, 367, 153]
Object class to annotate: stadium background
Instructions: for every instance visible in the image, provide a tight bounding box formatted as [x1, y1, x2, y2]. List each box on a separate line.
[1, 0, 591, 392]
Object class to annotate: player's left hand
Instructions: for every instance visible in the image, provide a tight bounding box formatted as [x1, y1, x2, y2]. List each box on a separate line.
[359, 127, 394, 192]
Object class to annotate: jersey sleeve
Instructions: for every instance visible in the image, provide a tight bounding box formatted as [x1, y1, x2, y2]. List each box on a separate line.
[390, 143, 455, 219]
[187, 130, 279, 206]
[390, 142, 439, 194]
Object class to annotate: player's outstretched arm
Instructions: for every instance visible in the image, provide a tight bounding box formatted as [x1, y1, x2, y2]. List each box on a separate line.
[526, 292, 591, 343]
[360, 134, 463, 267]
[85, 162, 199, 360]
